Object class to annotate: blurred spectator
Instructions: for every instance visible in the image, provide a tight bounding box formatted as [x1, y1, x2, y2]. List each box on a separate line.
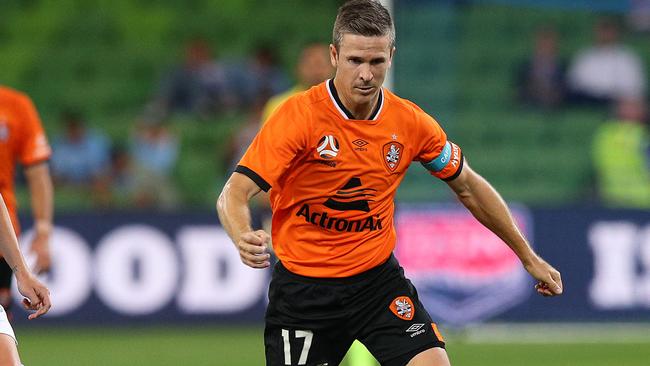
[226, 43, 332, 172]
[129, 118, 179, 209]
[152, 38, 234, 118]
[567, 18, 646, 105]
[51, 111, 110, 186]
[239, 45, 291, 107]
[109, 146, 135, 192]
[515, 27, 567, 109]
[592, 98, 650, 207]
[226, 104, 265, 175]
[95, 146, 136, 209]
[261, 43, 333, 122]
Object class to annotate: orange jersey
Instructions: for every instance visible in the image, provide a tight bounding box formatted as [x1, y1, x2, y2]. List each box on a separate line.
[0, 86, 52, 233]
[237, 80, 463, 277]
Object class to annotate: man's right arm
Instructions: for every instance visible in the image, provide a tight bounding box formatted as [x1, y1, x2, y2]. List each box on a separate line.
[217, 172, 271, 269]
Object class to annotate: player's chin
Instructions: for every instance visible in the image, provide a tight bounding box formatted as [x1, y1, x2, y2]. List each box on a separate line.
[351, 93, 374, 106]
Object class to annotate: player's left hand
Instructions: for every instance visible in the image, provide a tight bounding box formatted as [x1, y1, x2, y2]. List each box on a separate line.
[523, 255, 563, 297]
[15, 271, 51, 320]
[29, 233, 51, 274]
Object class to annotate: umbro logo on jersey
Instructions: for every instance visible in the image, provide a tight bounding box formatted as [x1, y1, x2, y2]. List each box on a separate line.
[352, 139, 369, 152]
[352, 139, 368, 147]
[352, 139, 369, 151]
[324, 177, 375, 212]
[317, 135, 339, 159]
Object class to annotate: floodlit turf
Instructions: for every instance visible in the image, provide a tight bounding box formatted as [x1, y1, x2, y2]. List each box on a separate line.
[15, 326, 650, 366]
[449, 343, 650, 366]
[17, 326, 265, 366]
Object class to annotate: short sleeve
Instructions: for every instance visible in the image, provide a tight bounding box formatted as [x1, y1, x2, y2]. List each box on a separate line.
[414, 111, 464, 181]
[17, 94, 51, 166]
[236, 97, 309, 192]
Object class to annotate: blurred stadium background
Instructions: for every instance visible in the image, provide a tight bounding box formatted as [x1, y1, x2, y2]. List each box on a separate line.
[2, 0, 650, 365]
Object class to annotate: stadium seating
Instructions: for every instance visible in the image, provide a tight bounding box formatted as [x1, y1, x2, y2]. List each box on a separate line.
[4, 1, 645, 208]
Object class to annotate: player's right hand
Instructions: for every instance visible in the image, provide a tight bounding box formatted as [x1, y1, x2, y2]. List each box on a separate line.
[237, 230, 271, 269]
[15, 272, 51, 320]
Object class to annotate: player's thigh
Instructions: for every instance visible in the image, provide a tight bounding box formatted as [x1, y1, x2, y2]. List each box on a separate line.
[264, 289, 353, 365]
[353, 270, 445, 365]
[265, 265, 353, 365]
[265, 324, 352, 366]
[406, 347, 450, 366]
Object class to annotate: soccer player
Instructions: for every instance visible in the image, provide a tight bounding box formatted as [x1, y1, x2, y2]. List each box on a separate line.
[0, 86, 54, 318]
[261, 43, 334, 123]
[0, 192, 51, 365]
[217, 1, 563, 365]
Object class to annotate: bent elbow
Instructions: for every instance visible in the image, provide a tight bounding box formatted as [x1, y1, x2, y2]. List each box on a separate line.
[216, 186, 228, 215]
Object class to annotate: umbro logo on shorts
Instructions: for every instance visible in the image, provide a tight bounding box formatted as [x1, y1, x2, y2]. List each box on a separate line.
[405, 323, 425, 332]
[389, 296, 414, 321]
[406, 323, 427, 338]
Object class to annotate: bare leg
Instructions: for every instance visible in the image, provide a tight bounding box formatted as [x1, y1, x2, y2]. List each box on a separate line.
[0, 334, 20, 366]
[406, 347, 451, 366]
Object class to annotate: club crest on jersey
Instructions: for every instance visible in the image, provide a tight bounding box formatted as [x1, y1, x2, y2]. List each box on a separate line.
[317, 135, 339, 159]
[382, 141, 403, 172]
[389, 296, 415, 321]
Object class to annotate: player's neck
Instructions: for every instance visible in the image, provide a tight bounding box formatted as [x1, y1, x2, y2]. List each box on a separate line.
[332, 78, 379, 120]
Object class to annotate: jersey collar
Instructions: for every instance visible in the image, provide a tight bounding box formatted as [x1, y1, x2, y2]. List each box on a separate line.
[326, 79, 383, 121]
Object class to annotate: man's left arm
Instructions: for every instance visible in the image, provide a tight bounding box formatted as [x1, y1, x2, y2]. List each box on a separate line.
[24, 162, 53, 274]
[446, 161, 563, 297]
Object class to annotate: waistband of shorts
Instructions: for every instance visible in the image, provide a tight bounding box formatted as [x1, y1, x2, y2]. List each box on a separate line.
[274, 254, 398, 285]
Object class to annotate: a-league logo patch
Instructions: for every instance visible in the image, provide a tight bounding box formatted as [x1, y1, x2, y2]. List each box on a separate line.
[382, 141, 403, 172]
[389, 296, 414, 320]
[317, 135, 339, 159]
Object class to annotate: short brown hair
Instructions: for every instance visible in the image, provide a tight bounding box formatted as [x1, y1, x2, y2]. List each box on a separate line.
[332, 0, 395, 50]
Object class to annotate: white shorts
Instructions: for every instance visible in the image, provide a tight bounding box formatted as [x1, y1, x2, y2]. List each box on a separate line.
[0, 306, 16, 344]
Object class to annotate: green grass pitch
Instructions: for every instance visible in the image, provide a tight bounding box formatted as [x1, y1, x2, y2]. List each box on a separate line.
[16, 326, 650, 366]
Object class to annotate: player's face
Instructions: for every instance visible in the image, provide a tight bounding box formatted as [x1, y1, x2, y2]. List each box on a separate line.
[330, 34, 394, 107]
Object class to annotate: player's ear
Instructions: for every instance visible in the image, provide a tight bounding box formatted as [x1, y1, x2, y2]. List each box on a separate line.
[329, 44, 338, 68]
[388, 46, 396, 68]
